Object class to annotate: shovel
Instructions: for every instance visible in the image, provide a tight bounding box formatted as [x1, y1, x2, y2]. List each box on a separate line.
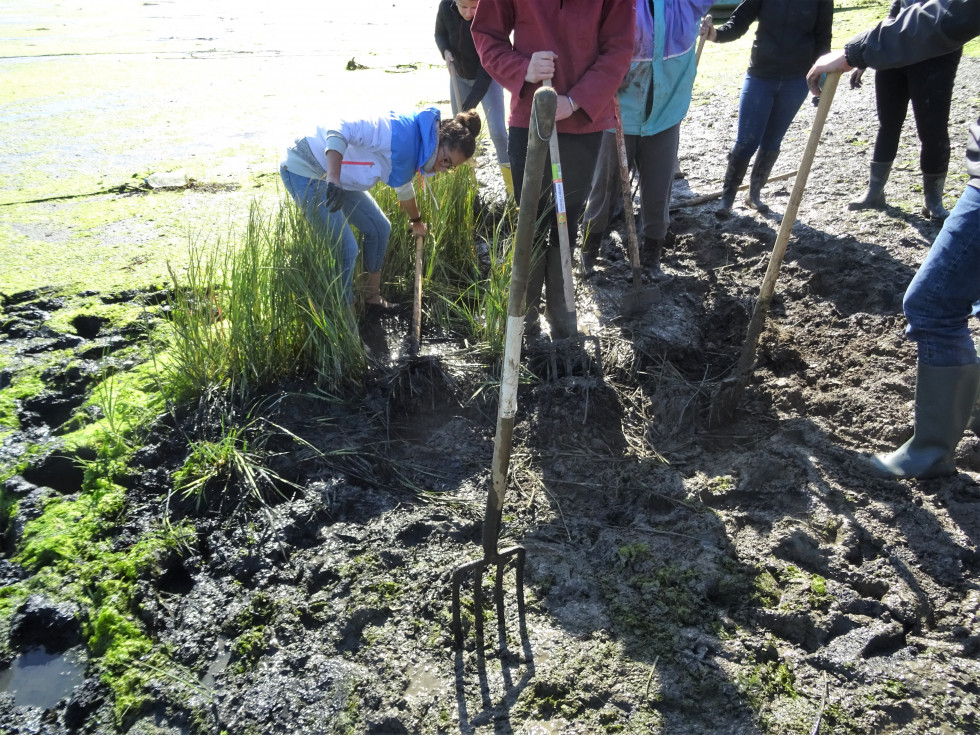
[450, 86, 557, 649]
[540, 79, 578, 336]
[613, 97, 657, 317]
[521, 80, 600, 381]
[409, 232, 424, 356]
[449, 64, 464, 115]
[710, 72, 841, 426]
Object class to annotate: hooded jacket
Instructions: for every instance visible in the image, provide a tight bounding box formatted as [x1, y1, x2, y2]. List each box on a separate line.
[843, 0, 980, 187]
[618, 0, 716, 137]
[283, 108, 441, 200]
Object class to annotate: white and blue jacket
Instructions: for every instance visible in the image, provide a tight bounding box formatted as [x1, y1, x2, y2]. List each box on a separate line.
[618, 0, 715, 137]
[283, 107, 441, 200]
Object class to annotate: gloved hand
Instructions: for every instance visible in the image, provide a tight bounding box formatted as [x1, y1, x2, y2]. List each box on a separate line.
[849, 68, 865, 90]
[325, 182, 344, 212]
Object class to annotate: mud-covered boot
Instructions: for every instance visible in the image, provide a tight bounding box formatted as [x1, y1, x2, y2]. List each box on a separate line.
[716, 154, 751, 218]
[868, 362, 980, 479]
[745, 149, 780, 213]
[921, 172, 949, 220]
[642, 236, 665, 276]
[579, 228, 603, 278]
[848, 161, 891, 211]
[362, 271, 399, 317]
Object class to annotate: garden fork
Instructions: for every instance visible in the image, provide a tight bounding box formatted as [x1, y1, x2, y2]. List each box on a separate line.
[450, 85, 557, 648]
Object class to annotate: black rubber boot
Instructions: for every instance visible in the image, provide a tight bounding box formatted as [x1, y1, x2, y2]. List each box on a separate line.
[642, 237, 664, 276]
[716, 154, 751, 218]
[848, 161, 891, 211]
[921, 172, 949, 220]
[745, 149, 780, 213]
[868, 362, 980, 479]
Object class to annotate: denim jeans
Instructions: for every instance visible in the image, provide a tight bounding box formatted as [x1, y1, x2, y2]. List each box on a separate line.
[731, 72, 809, 158]
[904, 184, 980, 367]
[451, 77, 510, 166]
[279, 165, 392, 301]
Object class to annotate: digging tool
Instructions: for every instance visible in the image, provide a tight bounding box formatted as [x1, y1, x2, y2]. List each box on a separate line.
[409, 233, 424, 356]
[710, 72, 841, 426]
[540, 79, 578, 336]
[450, 86, 557, 650]
[449, 64, 464, 115]
[612, 97, 656, 316]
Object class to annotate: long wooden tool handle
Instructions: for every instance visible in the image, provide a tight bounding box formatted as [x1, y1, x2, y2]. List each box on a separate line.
[410, 233, 424, 356]
[733, 72, 840, 380]
[612, 98, 642, 291]
[484, 86, 556, 559]
[540, 80, 578, 331]
[449, 65, 464, 115]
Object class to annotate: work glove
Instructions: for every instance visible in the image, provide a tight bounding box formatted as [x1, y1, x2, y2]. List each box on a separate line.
[325, 182, 344, 212]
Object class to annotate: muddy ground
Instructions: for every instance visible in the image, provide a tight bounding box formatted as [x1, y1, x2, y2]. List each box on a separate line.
[3, 51, 980, 735]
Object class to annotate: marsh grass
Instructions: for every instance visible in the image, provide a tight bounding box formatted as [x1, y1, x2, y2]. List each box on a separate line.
[446, 212, 514, 358]
[163, 200, 365, 402]
[373, 166, 480, 315]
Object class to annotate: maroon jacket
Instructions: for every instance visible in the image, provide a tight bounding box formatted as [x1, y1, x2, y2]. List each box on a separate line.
[471, 0, 635, 134]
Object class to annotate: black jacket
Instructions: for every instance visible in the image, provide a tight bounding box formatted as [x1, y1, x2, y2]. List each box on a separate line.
[434, 0, 492, 111]
[715, 0, 834, 77]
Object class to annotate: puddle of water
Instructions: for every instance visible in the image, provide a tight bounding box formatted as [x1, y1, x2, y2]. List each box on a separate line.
[200, 635, 231, 689]
[0, 646, 87, 710]
[404, 663, 445, 699]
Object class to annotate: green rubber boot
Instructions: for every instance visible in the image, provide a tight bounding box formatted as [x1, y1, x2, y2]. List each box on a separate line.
[869, 362, 980, 479]
[848, 161, 891, 211]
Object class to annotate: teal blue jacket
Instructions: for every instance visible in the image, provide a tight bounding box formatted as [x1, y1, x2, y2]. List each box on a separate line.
[618, 0, 714, 137]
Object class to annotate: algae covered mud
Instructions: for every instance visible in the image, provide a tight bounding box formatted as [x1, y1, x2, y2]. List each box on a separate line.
[3, 1, 980, 733]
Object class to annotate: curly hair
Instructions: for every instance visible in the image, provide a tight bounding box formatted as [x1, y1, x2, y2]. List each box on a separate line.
[439, 109, 482, 160]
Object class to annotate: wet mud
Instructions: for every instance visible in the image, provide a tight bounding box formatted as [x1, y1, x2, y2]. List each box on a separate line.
[2, 60, 980, 734]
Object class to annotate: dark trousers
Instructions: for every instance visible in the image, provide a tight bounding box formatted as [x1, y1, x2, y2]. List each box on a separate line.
[508, 127, 601, 334]
[872, 48, 961, 175]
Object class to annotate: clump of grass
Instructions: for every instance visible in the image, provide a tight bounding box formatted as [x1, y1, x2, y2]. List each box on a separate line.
[444, 212, 515, 358]
[163, 200, 365, 402]
[172, 410, 296, 508]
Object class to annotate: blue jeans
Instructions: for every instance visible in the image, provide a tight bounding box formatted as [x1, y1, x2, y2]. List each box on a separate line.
[731, 73, 809, 158]
[451, 76, 510, 166]
[279, 165, 392, 301]
[904, 184, 980, 367]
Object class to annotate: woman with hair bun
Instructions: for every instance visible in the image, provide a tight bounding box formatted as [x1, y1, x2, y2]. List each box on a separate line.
[280, 108, 481, 315]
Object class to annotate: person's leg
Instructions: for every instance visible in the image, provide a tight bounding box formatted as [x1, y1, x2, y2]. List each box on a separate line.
[718, 73, 772, 216]
[633, 123, 679, 272]
[871, 185, 980, 478]
[480, 80, 510, 167]
[280, 165, 358, 301]
[747, 76, 808, 212]
[870, 67, 909, 164]
[904, 186, 980, 367]
[342, 190, 394, 309]
[581, 130, 621, 256]
[907, 50, 961, 219]
[850, 68, 908, 211]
